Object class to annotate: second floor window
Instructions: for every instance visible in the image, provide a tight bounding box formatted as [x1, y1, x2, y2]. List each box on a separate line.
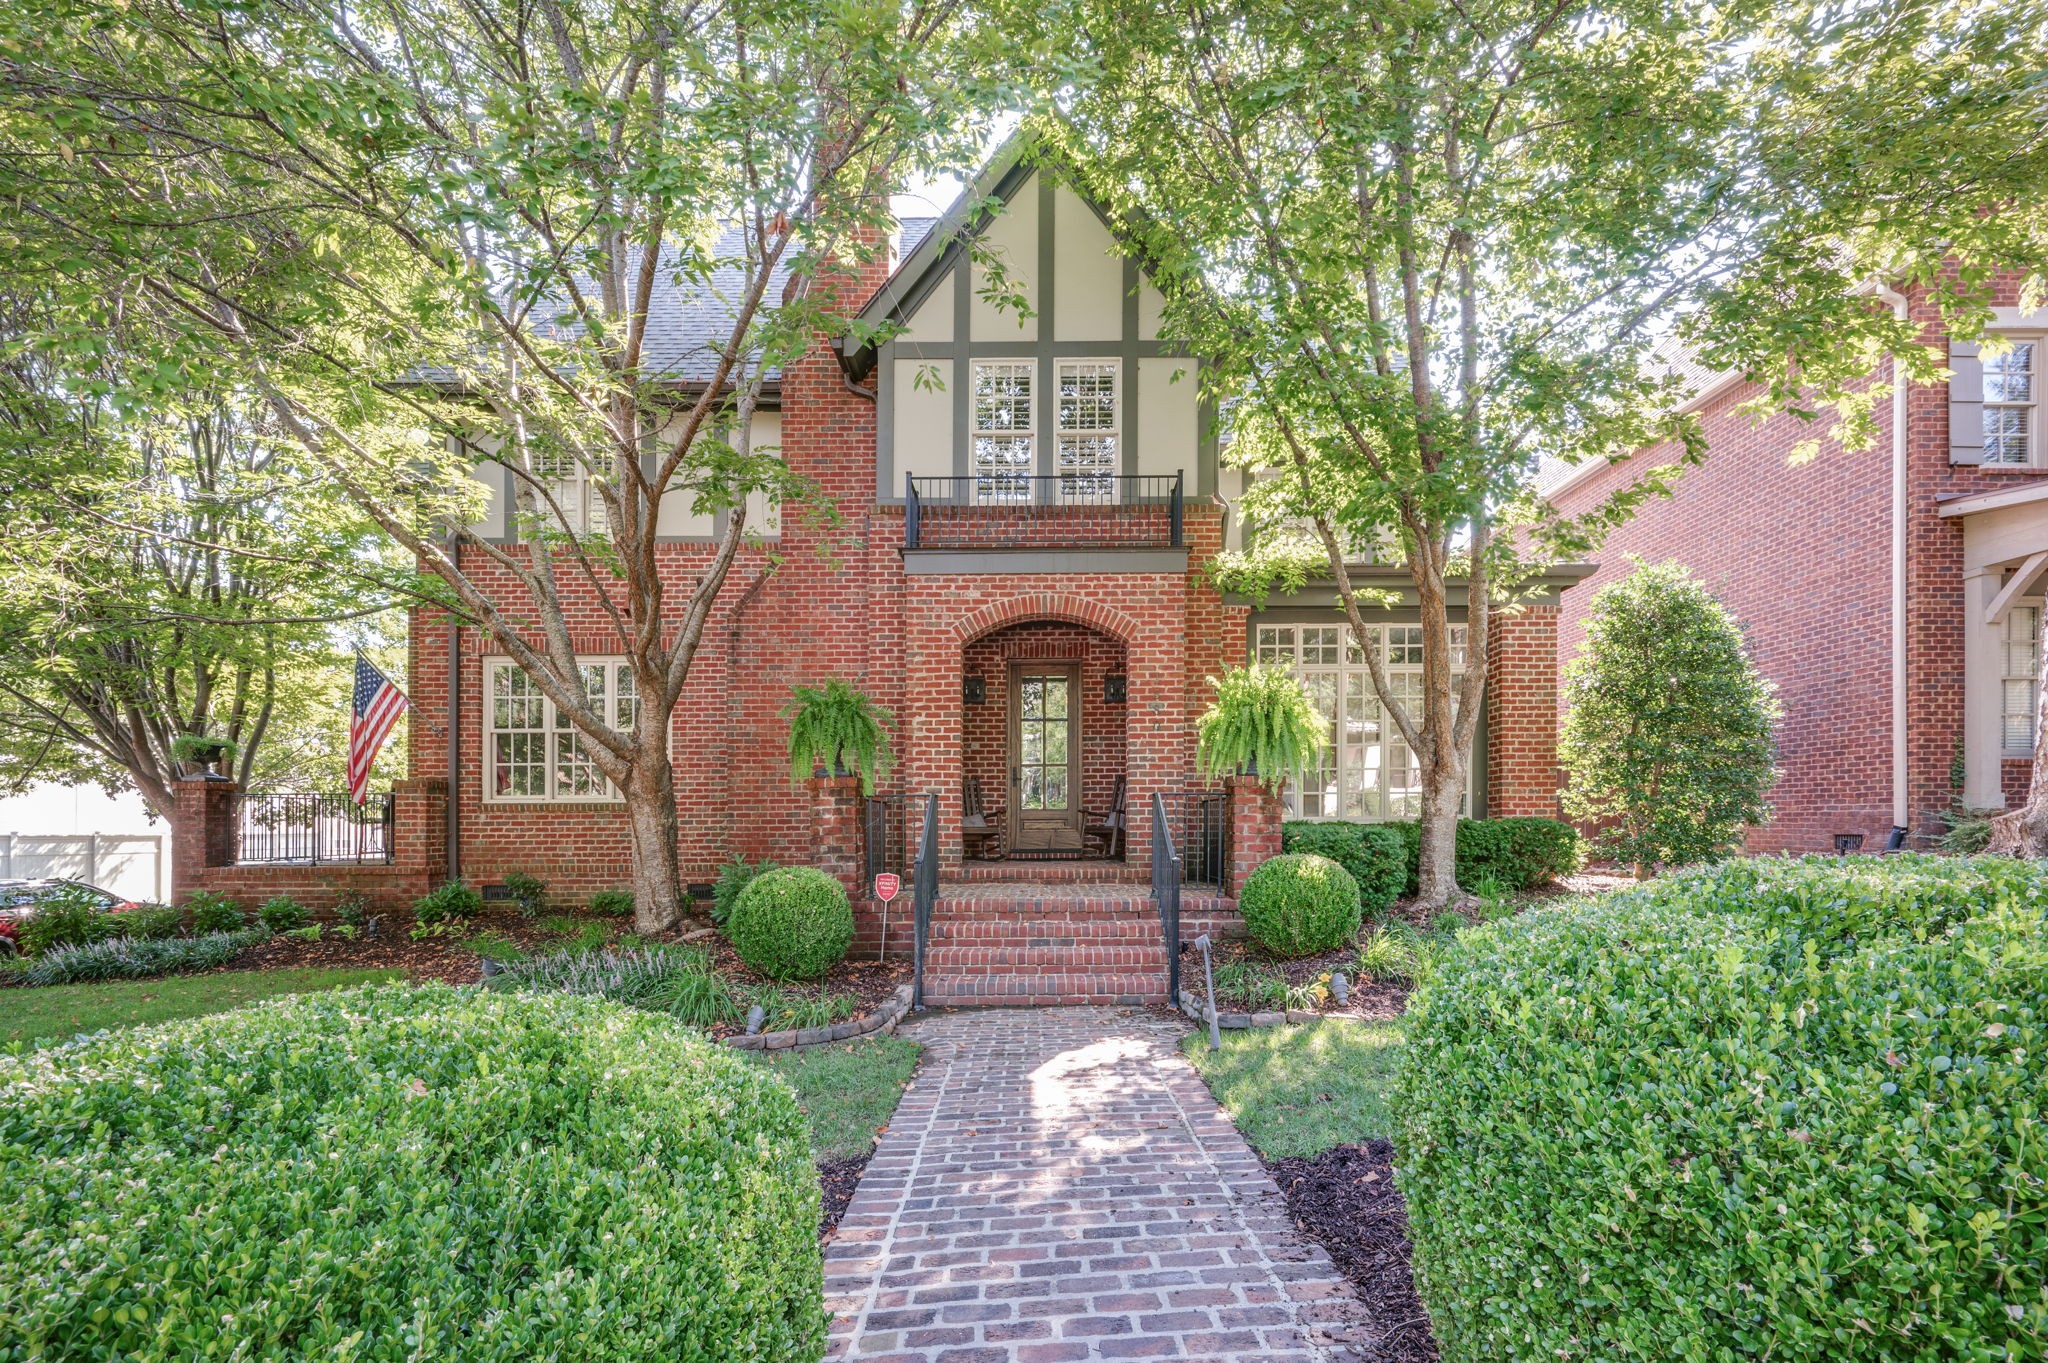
[487, 659, 638, 802]
[1056, 360, 1119, 497]
[972, 361, 1034, 500]
[532, 448, 608, 535]
[1984, 340, 2036, 466]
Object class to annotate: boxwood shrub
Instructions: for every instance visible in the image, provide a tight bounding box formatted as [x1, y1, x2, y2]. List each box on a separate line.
[1281, 821, 1405, 918]
[1239, 852, 1362, 957]
[1396, 854, 2047, 1361]
[727, 866, 855, 980]
[1388, 815, 1580, 894]
[0, 984, 826, 1360]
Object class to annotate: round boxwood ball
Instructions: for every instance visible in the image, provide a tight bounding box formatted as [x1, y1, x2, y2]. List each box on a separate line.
[728, 866, 856, 980]
[1240, 853, 1362, 957]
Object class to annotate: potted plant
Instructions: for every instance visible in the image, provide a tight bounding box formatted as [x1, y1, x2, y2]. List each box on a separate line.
[785, 677, 894, 795]
[1196, 664, 1322, 786]
[169, 732, 239, 780]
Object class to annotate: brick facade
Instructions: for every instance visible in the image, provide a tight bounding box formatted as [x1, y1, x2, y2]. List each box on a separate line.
[1547, 275, 2045, 852]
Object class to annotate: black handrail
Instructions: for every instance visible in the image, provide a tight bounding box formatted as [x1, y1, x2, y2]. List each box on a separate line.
[911, 792, 938, 1010]
[904, 471, 1184, 550]
[1150, 792, 1182, 1003]
[232, 793, 394, 865]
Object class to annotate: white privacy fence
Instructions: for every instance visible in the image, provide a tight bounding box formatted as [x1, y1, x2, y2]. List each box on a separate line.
[0, 833, 165, 902]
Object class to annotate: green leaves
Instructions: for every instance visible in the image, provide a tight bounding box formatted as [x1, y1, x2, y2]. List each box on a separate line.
[1196, 663, 1324, 784]
[1396, 854, 2048, 1361]
[0, 984, 828, 1360]
[784, 676, 895, 796]
[1559, 558, 1781, 872]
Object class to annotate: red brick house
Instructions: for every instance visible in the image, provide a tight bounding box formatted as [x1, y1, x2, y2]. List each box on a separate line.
[177, 145, 1584, 1000]
[1544, 277, 2046, 853]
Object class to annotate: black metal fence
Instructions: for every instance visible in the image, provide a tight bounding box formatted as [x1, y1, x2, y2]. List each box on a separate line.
[1155, 789, 1229, 888]
[905, 471, 1184, 550]
[232, 793, 394, 865]
[862, 792, 911, 890]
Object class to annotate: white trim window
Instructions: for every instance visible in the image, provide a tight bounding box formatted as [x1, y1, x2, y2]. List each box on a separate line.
[1255, 623, 1472, 820]
[2003, 605, 2040, 753]
[1984, 340, 2038, 466]
[1055, 360, 1119, 498]
[532, 447, 608, 535]
[486, 659, 638, 802]
[971, 360, 1035, 501]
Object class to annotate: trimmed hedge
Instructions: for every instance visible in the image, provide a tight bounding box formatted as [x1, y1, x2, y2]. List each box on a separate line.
[1396, 854, 2047, 1360]
[1239, 853, 1362, 957]
[0, 984, 826, 1359]
[728, 866, 855, 980]
[1281, 821, 1405, 918]
[1388, 815, 1580, 894]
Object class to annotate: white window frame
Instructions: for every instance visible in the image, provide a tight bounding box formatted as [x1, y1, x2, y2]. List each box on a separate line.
[1254, 623, 1474, 821]
[2003, 602, 2041, 755]
[1983, 334, 2041, 468]
[1054, 359, 1120, 499]
[483, 658, 640, 804]
[971, 360, 1036, 501]
[531, 448, 608, 535]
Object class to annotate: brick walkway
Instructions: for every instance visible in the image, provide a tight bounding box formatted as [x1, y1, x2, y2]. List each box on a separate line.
[823, 1008, 1370, 1362]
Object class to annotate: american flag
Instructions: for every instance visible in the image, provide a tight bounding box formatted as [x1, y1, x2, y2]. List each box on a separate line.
[348, 655, 409, 804]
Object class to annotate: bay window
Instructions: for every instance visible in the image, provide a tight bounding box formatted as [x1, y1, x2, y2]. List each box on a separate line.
[486, 659, 638, 802]
[1254, 623, 1473, 820]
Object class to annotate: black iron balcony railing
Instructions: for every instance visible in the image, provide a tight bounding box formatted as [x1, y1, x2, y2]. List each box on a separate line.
[232, 793, 394, 865]
[904, 471, 1184, 550]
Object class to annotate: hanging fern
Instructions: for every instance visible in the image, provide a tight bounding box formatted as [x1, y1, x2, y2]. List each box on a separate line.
[1196, 664, 1323, 785]
[785, 677, 895, 795]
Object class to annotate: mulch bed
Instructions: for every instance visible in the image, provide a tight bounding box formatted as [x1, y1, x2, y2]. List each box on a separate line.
[1266, 1139, 1439, 1362]
[819, 1153, 871, 1238]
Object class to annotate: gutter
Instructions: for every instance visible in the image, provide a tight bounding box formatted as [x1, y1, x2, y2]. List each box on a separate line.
[1875, 283, 1911, 837]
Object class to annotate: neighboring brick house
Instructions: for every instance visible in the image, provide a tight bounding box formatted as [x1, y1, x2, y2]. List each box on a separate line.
[176, 142, 1586, 998]
[1544, 278, 2046, 853]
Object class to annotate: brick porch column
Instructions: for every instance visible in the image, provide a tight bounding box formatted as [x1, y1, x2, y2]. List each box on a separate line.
[170, 777, 238, 903]
[810, 774, 864, 899]
[1224, 773, 1283, 898]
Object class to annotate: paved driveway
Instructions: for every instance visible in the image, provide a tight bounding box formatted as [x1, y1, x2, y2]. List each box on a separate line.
[823, 1008, 1370, 1362]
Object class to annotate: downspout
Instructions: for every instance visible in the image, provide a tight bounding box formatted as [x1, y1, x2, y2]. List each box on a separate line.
[1876, 284, 1911, 842]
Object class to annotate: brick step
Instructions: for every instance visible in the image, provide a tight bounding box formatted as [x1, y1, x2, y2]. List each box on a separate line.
[925, 943, 1167, 972]
[922, 972, 1166, 1006]
[949, 861, 1148, 884]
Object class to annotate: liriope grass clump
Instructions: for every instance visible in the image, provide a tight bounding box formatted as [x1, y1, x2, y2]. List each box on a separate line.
[0, 984, 826, 1360]
[18, 926, 267, 986]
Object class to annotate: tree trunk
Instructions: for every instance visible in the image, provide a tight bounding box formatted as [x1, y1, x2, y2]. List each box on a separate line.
[1413, 746, 1465, 910]
[623, 745, 686, 934]
[1987, 604, 2048, 857]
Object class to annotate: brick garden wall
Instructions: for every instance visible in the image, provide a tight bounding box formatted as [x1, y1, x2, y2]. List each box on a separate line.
[1547, 275, 2046, 852]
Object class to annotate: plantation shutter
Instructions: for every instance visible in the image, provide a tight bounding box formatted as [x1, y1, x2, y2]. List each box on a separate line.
[1951, 339, 1985, 465]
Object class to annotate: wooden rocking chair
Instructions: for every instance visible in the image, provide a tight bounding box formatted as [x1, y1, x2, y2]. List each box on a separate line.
[1084, 775, 1128, 860]
[963, 777, 1006, 860]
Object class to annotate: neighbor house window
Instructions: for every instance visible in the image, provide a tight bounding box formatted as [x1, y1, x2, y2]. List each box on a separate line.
[486, 659, 637, 802]
[1255, 623, 1472, 820]
[971, 361, 1034, 500]
[1055, 360, 1119, 497]
[1984, 340, 2037, 466]
[2003, 605, 2040, 753]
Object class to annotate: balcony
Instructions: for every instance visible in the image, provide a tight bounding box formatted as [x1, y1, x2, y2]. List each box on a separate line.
[903, 473, 1185, 552]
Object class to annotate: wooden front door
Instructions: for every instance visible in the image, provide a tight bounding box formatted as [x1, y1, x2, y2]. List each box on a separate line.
[1008, 663, 1082, 853]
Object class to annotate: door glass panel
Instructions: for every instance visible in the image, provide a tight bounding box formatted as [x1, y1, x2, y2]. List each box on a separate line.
[1018, 673, 1072, 811]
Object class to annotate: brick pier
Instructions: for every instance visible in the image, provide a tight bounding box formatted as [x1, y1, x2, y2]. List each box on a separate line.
[823, 1008, 1372, 1362]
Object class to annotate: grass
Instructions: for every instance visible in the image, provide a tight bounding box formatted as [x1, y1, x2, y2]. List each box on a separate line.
[749, 1034, 922, 1163]
[1182, 1019, 1405, 1160]
[0, 967, 405, 1048]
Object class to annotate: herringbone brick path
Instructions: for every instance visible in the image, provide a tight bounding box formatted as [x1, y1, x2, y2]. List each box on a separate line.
[823, 1008, 1369, 1362]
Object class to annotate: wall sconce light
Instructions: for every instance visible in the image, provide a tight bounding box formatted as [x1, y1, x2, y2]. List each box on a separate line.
[963, 675, 986, 704]
[1104, 674, 1128, 704]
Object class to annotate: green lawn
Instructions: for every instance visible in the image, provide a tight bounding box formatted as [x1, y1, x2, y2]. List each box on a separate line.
[1182, 1019, 1405, 1160]
[0, 968, 405, 1048]
[749, 1034, 922, 1163]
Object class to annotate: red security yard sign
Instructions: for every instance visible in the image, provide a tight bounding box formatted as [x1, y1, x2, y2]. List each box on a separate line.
[874, 872, 901, 902]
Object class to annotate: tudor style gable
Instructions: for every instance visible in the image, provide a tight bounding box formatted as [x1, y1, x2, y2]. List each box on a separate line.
[848, 146, 1215, 507]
